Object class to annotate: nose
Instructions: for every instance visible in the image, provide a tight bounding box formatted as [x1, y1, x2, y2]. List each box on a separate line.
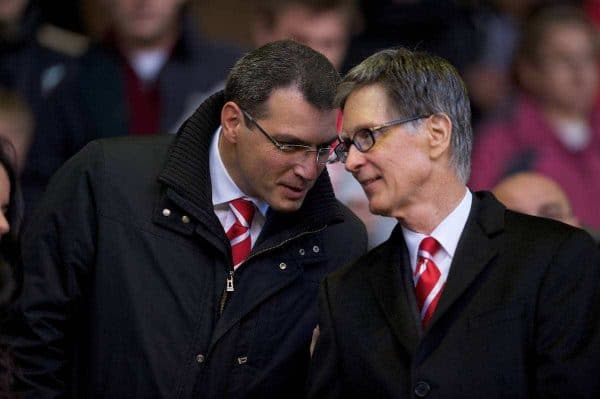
[344, 145, 365, 174]
[293, 155, 321, 181]
[0, 213, 10, 239]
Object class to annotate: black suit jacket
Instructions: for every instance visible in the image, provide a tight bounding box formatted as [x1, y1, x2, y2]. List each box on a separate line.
[307, 191, 600, 398]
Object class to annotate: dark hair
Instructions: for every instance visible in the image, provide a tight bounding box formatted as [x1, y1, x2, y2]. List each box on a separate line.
[518, 5, 597, 64]
[336, 47, 473, 183]
[224, 39, 341, 118]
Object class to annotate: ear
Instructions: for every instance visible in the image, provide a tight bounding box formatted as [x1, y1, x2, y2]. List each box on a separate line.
[221, 101, 243, 144]
[427, 113, 452, 160]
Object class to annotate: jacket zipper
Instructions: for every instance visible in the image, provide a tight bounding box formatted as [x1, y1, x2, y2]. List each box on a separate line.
[218, 225, 328, 317]
[218, 270, 235, 315]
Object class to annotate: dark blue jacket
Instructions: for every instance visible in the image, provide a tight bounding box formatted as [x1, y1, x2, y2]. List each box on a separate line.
[5, 91, 368, 398]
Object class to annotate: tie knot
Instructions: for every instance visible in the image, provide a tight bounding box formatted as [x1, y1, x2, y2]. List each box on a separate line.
[418, 236, 440, 258]
[230, 198, 255, 226]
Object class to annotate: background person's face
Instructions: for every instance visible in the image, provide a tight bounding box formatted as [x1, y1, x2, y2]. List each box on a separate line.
[530, 23, 598, 116]
[0, 111, 32, 174]
[230, 87, 337, 212]
[493, 174, 579, 227]
[108, 0, 184, 47]
[0, 165, 10, 239]
[257, 5, 351, 70]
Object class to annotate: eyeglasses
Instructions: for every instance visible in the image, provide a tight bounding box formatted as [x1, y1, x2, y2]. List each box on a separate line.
[242, 110, 334, 166]
[334, 115, 429, 163]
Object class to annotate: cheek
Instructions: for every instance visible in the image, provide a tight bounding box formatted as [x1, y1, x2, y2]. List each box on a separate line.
[246, 149, 290, 181]
[580, 66, 599, 88]
[383, 149, 429, 188]
[546, 69, 576, 91]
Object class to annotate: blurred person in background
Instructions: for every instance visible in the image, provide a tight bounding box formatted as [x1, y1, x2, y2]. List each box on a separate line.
[469, 4, 600, 230]
[22, 0, 242, 215]
[492, 171, 600, 242]
[0, 88, 34, 175]
[252, 0, 358, 71]
[492, 171, 579, 227]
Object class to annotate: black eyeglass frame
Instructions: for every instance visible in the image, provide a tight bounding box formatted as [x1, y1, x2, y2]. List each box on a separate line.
[334, 115, 430, 163]
[241, 109, 334, 166]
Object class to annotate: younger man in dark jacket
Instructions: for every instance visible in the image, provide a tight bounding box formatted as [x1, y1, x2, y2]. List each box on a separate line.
[4, 40, 367, 398]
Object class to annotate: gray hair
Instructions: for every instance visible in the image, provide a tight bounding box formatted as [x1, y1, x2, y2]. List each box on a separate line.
[336, 48, 473, 183]
[224, 40, 340, 118]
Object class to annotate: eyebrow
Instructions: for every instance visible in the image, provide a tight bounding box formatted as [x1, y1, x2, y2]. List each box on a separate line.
[342, 122, 381, 138]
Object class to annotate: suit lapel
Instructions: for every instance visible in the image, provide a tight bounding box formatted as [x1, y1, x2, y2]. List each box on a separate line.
[369, 227, 420, 354]
[428, 192, 505, 328]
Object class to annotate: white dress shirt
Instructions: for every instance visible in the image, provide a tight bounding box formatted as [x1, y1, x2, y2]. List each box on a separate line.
[402, 189, 472, 285]
[209, 127, 269, 248]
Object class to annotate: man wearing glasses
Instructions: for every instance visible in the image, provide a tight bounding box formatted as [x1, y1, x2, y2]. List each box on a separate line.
[307, 48, 600, 398]
[3, 40, 367, 398]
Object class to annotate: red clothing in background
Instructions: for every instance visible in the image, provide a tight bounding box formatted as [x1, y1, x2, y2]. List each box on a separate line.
[469, 95, 600, 228]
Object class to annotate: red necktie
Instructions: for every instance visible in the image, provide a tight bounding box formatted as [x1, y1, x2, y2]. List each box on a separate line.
[226, 198, 255, 269]
[414, 237, 444, 328]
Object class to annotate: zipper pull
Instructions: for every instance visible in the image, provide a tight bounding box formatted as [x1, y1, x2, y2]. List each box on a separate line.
[226, 271, 234, 292]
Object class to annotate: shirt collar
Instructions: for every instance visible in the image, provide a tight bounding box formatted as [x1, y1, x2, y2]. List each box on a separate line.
[209, 126, 269, 216]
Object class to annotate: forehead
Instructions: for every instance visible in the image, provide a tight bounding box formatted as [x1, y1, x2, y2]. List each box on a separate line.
[498, 177, 569, 212]
[539, 23, 595, 51]
[341, 84, 396, 132]
[275, 5, 350, 33]
[260, 86, 337, 141]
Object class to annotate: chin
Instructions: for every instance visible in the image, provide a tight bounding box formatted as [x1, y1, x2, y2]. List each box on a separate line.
[368, 204, 385, 217]
[367, 197, 391, 217]
[269, 198, 304, 213]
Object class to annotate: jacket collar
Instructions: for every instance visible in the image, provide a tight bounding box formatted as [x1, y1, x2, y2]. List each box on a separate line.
[157, 91, 344, 241]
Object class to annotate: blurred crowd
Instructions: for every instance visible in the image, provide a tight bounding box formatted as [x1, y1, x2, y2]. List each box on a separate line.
[1, 0, 600, 255]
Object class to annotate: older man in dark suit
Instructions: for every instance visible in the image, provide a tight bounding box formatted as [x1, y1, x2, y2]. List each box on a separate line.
[307, 48, 600, 398]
